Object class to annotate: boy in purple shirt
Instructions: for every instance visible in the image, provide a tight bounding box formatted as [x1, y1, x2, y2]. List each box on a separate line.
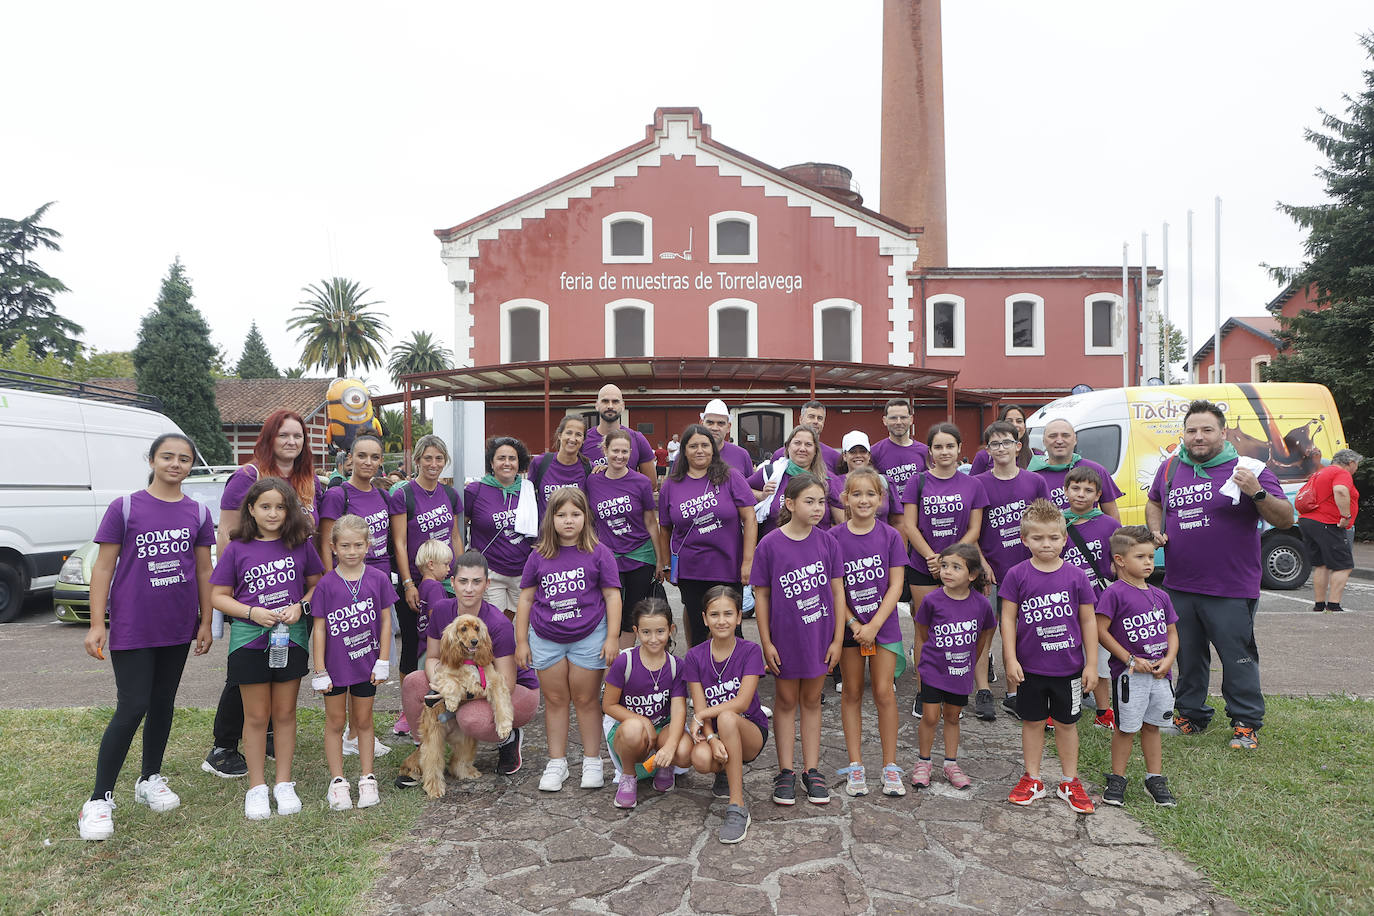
[1060, 466, 1122, 729]
[1096, 526, 1180, 808]
[999, 500, 1099, 814]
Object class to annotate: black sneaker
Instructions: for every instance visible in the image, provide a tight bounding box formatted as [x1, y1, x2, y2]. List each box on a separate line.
[772, 769, 797, 806]
[1002, 694, 1021, 720]
[395, 772, 420, 789]
[496, 727, 523, 776]
[1328, 603, 1346, 613]
[1144, 775, 1177, 807]
[974, 689, 997, 721]
[201, 746, 247, 779]
[712, 771, 730, 798]
[987, 655, 997, 684]
[1102, 773, 1127, 806]
[803, 768, 831, 805]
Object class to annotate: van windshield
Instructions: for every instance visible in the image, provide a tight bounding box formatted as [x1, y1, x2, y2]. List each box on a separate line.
[1075, 425, 1123, 475]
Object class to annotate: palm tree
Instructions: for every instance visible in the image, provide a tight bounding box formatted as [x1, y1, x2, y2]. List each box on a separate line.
[387, 330, 453, 421]
[288, 278, 389, 378]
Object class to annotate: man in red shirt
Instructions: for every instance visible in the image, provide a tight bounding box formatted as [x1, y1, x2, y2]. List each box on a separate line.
[1297, 448, 1363, 612]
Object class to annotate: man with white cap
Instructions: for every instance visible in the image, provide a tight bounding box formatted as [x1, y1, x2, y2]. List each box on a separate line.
[700, 398, 756, 479]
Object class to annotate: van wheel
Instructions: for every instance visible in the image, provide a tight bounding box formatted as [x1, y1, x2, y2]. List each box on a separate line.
[0, 561, 24, 624]
[1261, 534, 1310, 590]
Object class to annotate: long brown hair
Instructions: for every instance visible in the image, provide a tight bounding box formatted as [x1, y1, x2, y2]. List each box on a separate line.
[534, 486, 600, 558]
[252, 409, 317, 510]
[236, 478, 314, 549]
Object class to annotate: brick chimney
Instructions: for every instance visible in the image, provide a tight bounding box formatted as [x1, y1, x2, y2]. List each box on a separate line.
[880, 0, 947, 268]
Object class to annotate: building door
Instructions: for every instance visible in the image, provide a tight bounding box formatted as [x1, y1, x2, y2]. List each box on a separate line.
[737, 409, 785, 465]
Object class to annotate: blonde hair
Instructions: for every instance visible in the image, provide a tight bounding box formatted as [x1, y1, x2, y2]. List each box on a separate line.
[842, 465, 887, 498]
[330, 513, 371, 544]
[535, 486, 600, 558]
[784, 425, 828, 483]
[415, 538, 454, 576]
[1018, 499, 1067, 537]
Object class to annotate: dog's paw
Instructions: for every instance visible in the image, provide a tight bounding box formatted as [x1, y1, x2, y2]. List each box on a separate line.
[496, 723, 512, 740]
[456, 764, 481, 780]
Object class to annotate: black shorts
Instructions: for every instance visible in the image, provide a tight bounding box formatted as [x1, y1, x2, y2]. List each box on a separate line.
[1299, 517, 1354, 571]
[1015, 672, 1082, 724]
[325, 681, 378, 698]
[906, 564, 938, 588]
[227, 644, 309, 686]
[918, 683, 969, 707]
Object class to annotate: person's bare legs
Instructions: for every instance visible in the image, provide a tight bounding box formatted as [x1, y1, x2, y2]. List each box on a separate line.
[869, 650, 898, 766]
[839, 650, 867, 764]
[773, 678, 799, 771]
[798, 675, 826, 772]
[1312, 565, 1331, 603]
[537, 660, 572, 759]
[568, 664, 605, 759]
[1328, 567, 1353, 605]
[270, 681, 298, 783]
[1052, 722, 1080, 780]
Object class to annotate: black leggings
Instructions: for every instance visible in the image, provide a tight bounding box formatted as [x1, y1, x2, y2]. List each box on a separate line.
[618, 563, 657, 632]
[92, 643, 190, 800]
[396, 601, 420, 675]
[677, 577, 743, 647]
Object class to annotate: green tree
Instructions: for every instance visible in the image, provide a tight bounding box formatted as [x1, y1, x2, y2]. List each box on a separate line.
[288, 277, 389, 378]
[1154, 316, 1187, 383]
[133, 259, 232, 464]
[235, 321, 279, 378]
[1265, 32, 1374, 532]
[380, 407, 431, 455]
[0, 336, 135, 382]
[0, 201, 84, 360]
[387, 330, 452, 421]
[283, 366, 306, 378]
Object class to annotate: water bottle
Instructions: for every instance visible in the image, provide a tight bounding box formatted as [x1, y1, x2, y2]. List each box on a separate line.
[268, 622, 290, 668]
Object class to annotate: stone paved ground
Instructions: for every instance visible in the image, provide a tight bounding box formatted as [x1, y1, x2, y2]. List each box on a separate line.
[365, 621, 1244, 915]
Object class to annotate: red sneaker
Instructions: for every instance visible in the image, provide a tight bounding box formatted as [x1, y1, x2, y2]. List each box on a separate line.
[1093, 709, 1116, 730]
[1057, 777, 1095, 814]
[1008, 773, 1046, 806]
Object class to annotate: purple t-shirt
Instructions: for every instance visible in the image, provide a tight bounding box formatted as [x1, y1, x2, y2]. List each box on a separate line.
[998, 560, 1096, 677]
[388, 481, 459, 578]
[210, 537, 324, 650]
[415, 577, 447, 646]
[319, 482, 394, 584]
[94, 491, 215, 651]
[427, 597, 539, 691]
[1149, 457, 1285, 599]
[463, 481, 533, 577]
[720, 441, 756, 479]
[531, 453, 590, 515]
[749, 527, 842, 679]
[586, 470, 656, 570]
[1095, 580, 1179, 681]
[746, 465, 845, 534]
[869, 438, 929, 511]
[682, 638, 769, 734]
[658, 471, 755, 582]
[772, 442, 842, 474]
[975, 470, 1051, 581]
[1062, 514, 1121, 596]
[220, 465, 326, 526]
[583, 426, 656, 472]
[900, 471, 989, 563]
[309, 565, 393, 687]
[915, 588, 997, 694]
[605, 647, 687, 723]
[1037, 457, 1124, 511]
[827, 522, 907, 645]
[520, 543, 621, 643]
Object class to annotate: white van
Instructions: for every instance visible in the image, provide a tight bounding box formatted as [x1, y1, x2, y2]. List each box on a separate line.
[0, 377, 189, 622]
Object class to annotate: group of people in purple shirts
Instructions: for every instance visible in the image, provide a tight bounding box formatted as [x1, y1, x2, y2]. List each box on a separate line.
[78, 389, 1286, 847]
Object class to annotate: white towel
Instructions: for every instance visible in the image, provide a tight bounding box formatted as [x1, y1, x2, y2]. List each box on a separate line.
[513, 478, 539, 536]
[754, 458, 789, 524]
[1220, 456, 1268, 505]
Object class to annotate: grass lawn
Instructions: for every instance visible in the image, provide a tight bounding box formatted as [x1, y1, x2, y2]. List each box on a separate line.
[1075, 695, 1374, 915]
[0, 708, 425, 916]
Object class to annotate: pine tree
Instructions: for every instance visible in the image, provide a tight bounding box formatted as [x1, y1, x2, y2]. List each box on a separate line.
[133, 259, 233, 464]
[235, 321, 279, 378]
[0, 201, 84, 360]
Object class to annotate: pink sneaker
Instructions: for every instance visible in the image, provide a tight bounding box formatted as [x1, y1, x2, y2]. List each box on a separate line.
[392, 713, 410, 737]
[613, 773, 637, 809]
[652, 765, 675, 792]
[942, 761, 971, 789]
[910, 758, 933, 789]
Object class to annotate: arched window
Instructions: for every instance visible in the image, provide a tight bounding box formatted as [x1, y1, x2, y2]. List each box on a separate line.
[925, 294, 964, 356]
[1084, 293, 1124, 354]
[500, 299, 548, 363]
[709, 211, 758, 263]
[1005, 293, 1044, 356]
[602, 212, 652, 264]
[813, 298, 862, 362]
[708, 298, 758, 357]
[604, 299, 654, 357]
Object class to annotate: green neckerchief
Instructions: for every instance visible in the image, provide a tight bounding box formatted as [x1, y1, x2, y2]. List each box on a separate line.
[1176, 441, 1239, 479]
[229, 616, 310, 654]
[1028, 452, 1081, 473]
[1064, 507, 1105, 524]
[480, 473, 523, 496]
[785, 460, 811, 477]
[880, 641, 907, 680]
[617, 539, 659, 567]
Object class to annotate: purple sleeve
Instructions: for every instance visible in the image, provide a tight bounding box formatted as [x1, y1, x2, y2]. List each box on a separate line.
[1072, 567, 1097, 606]
[682, 647, 703, 685]
[969, 450, 992, 476]
[1031, 473, 1051, 500]
[595, 543, 621, 588]
[519, 551, 541, 589]
[320, 486, 345, 522]
[209, 542, 238, 586]
[463, 481, 479, 519]
[368, 566, 396, 609]
[899, 472, 921, 506]
[885, 527, 907, 567]
[728, 470, 755, 508]
[741, 641, 766, 677]
[386, 485, 407, 516]
[824, 528, 842, 575]
[1093, 460, 1124, 501]
[635, 432, 655, 468]
[670, 660, 687, 698]
[914, 594, 934, 627]
[1147, 459, 1169, 504]
[827, 476, 844, 510]
[1258, 466, 1285, 499]
[748, 536, 771, 587]
[418, 578, 445, 608]
[1158, 587, 1180, 625]
[746, 467, 765, 490]
[487, 612, 517, 659]
[635, 473, 654, 508]
[426, 598, 455, 640]
[303, 546, 325, 577]
[999, 565, 1025, 605]
[1095, 587, 1120, 622]
[219, 467, 255, 512]
[93, 499, 125, 546]
[978, 594, 997, 632]
[969, 478, 989, 510]
[605, 652, 629, 689]
[195, 509, 215, 546]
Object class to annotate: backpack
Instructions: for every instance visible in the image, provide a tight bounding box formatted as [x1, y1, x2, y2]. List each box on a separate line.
[1294, 468, 1326, 515]
[397, 479, 461, 520]
[529, 452, 592, 506]
[1066, 522, 1114, 592]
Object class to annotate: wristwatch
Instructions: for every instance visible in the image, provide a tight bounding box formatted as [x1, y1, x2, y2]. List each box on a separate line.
[1251, 490, 1268, 502]
[300, 598, 312, 616]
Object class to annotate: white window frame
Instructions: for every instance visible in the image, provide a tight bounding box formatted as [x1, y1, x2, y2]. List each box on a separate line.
[1084, 293, 1125, 355]
[813, 298, 862, 362]
[604, 298, 655, 358]
[602, 211, 653, 264]
[499, 298, 549, 363]
[708, 298, 758, 357]
[1250, 355, 1271, 382]
[1208, 363, 1226, 383]
[1004, 293, 1045, 356]
[924, 294, 965, 357]
[709, 211, 758, 264]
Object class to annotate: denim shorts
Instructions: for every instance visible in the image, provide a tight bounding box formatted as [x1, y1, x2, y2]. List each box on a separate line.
[528, 619, 609, 671]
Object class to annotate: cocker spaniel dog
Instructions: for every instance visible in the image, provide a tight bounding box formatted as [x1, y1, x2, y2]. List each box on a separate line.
[397, 614, 514, 797]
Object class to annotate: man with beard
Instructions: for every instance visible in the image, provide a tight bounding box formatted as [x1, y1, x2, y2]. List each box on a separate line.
[869, 398, 928, 529]
[1145, 400, 1293, 750]
[700, 398, 756, 479]
[582, 383, 658, 485]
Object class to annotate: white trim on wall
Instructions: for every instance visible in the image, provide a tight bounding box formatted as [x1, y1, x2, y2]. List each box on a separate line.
[604, 298, 655, 357]
[1084, 293, 1125, 355]
[1004, 293, 1045, 356]
[601, 211, 653, 264]
[499, 298, 549, 363]
[708, 298, 758, 357]
[813, 298, 862, 362]
[924, 294, 965, 357]
[708, 211, 758, 264]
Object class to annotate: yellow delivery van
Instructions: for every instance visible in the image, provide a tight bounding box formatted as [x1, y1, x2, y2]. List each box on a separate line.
[1026, 382, 1346, 590]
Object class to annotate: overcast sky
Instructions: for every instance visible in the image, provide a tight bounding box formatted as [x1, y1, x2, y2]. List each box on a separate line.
[5, 1, 1370, 392]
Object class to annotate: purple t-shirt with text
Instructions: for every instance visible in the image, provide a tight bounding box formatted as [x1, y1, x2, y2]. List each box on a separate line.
[94, 491, 215, 651]
[750, 527, 841, 679]
[587, 470, 656, 570]
[582, 426, 656, 471]
[428, 597, 539, 690]
[720, 441, 756, 479]
[1037, 457, 1124, 511]
[827, 522, 907, 645]
[998, 560, 1096, 677]
[220, 465, 326, 526]
[1095, 580, 1178, 681]
[388, 481, 460, 578]
[658, 471, 755, 582]
[310, 565, 394, 687]
[900, 471, 989, 563]
[463, 481, 533, 577]
[975, 470, 1050, 581]
[682, 638, 769, 735]
[415, 577, 447, 647]
[915, 588, 997, 694]
[319, 482, 394, 588]
[605, 647, 687, 723]
[1062, 514, 1121, 595]
[870, 438, 929, 512]
[210, 537, 324, 650]
[746, 466, 845, 534]
[532, 454, 590, 515]
[520, 543, 621, 643]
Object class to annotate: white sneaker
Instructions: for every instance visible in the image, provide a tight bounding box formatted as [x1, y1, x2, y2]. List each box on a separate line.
[341, 733, 390, 757]
[327, 777, 353, 811]
[539, 758, 570, 792]
[357, 774, 380, 808]
[581, 757, 604, 789]
[373, 736, 391, 757]
[273, 782, 302, 816]
[760, 705, 773, 718]
[245, 784, 271, 820]
[79, 794, 115, 840]
[133, 774, 181, 812]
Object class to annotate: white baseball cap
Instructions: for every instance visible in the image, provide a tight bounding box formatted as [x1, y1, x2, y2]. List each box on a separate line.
[701, 398, 730, 419]
[842, 430, 871, 452]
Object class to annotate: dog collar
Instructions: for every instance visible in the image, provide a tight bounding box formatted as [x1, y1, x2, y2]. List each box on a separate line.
[463, 659, 487, 689]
